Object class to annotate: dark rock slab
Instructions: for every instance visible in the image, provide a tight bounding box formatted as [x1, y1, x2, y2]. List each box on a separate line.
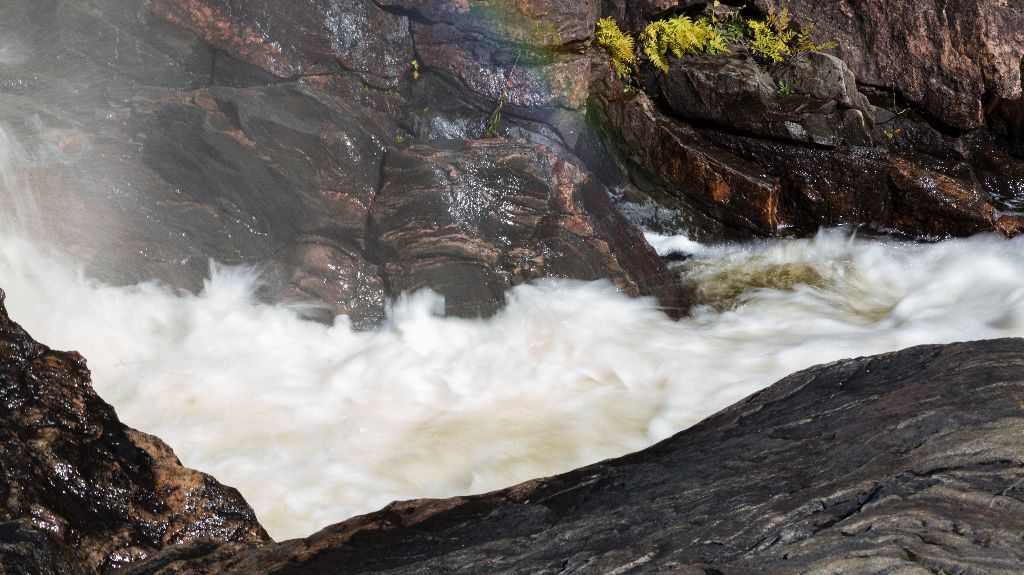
[657, 53, 873, 147]
[751, 0, 1024, 131]
[124, 338, 1024, 574]
[702, 129, 1015, 239]
[373, 139, 690, 318]
[0, 290, 269, 574]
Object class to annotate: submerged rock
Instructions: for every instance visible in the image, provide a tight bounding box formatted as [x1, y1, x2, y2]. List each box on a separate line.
[120, 338, 1024, 574]
[0, 290, 268, 573]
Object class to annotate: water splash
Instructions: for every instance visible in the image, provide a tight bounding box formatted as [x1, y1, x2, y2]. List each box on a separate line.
[3, 229, 1024, 540]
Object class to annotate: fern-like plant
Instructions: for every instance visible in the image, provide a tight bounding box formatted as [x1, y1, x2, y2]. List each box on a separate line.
[595, 17, 637, 80]
[642, 15, 730, 73]
[747, 9, 796, 63]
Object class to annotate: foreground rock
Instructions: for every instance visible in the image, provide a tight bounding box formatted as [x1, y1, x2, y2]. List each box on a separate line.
[0, 290, 268, 573]
[125, 338, 1024, 574]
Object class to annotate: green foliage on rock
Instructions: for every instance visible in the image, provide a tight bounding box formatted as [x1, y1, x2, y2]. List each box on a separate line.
[642, 15, 730, 73]
[747, 9, 796, 63]
[593, 8, 838, 79]
[595, 17, 637, 79]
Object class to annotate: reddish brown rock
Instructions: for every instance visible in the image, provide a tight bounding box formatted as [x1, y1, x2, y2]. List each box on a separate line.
[596, 87, 783, 236]
[372, 139, 689, 317]
[751, 0, 1024, 131]
[888, 153, 996, 237]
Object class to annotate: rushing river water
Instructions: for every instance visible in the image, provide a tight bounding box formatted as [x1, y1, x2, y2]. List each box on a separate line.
[3, 225, 1024, 539]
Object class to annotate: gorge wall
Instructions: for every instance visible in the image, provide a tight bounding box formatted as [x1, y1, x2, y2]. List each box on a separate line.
[2, 0, 1024, 573]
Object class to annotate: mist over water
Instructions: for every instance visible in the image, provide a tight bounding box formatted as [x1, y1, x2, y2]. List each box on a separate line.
[3, 225, 1024, 539]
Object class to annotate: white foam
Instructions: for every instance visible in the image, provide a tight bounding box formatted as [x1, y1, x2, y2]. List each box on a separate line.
[3, 229, 1024, 540]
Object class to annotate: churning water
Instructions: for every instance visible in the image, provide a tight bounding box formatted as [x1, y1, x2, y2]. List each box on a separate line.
[1, 101, 1023, 540]
[3, 227, 1024, 539]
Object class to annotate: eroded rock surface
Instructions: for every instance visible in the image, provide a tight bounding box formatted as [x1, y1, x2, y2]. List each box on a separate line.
[0, 290, 268, 574]
[120, 338, 1024, 574]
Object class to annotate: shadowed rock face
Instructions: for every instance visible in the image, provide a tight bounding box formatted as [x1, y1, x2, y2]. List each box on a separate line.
[119, 338, 1024, 574]
[0, 290, 269, 574]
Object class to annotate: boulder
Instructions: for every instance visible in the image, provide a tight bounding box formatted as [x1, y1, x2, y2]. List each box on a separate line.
[0, 289, 268, 573]
[657, 53, 873, 147]
[123, 338, 1024, 574]
[771, 52, 871, 112]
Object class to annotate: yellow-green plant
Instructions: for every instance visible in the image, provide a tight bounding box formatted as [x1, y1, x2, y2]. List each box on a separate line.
[595, 17, 637, 79]
[642, 15, 730, 73]
[594, 8, 837, 78]
[747, 9, 796, 63]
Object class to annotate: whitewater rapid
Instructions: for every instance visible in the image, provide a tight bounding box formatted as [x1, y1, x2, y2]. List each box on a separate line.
[3, 229, 1024, 540]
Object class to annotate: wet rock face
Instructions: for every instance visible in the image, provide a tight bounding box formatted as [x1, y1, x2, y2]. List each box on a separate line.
[0, 0, 689, 325]
[0, 290, 268, 574]
[590, 38, 1022, 240]
[374, 140, 688, 317]
[123, 339, 1024, 574]
[0, 522, 89, 575]
[751, 0, 1024, 131]
[596, 89, 782, 237]
[376, 0, 602, 48]
[151, 0, 414, 88]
